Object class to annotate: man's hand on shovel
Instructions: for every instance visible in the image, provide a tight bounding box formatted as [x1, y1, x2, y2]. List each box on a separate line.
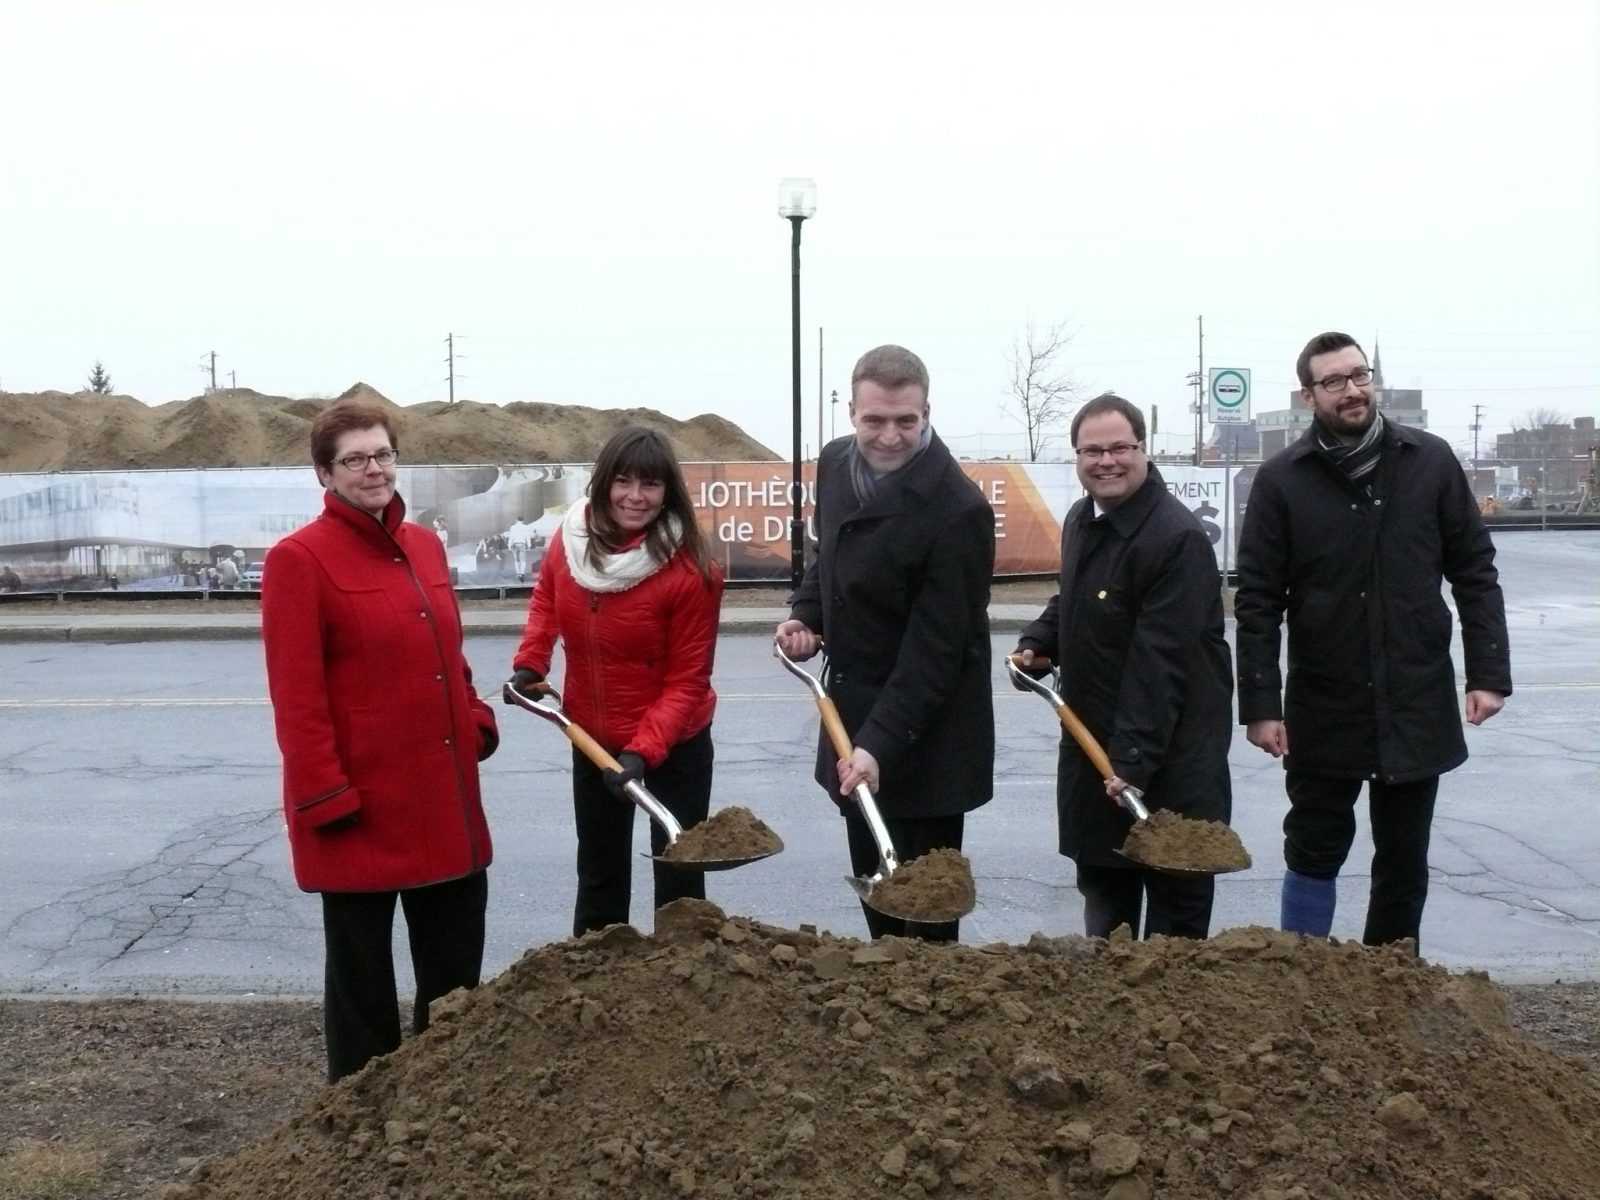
[1103, 775, 1133, 803]
[837, 747, 880, 795]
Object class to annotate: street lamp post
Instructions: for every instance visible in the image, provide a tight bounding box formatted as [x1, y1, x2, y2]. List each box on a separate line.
[779, 178, 817, 591]
[830, 388, 839, 441]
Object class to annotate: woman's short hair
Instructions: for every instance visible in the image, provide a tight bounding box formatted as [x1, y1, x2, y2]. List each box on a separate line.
[310, 400, 397, 467]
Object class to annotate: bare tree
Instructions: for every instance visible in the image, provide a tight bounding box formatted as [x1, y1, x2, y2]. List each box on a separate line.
[1003, 322, 1080, 462]
[86, 360, 114, 394]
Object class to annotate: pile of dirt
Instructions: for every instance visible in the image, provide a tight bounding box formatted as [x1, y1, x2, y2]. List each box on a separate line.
[870, 848, 979, 923]
[659, 806, 783, 865]
[1122, 810, 1254, 874]
[161, 902, 1599, 1200]
[0, 384, 779, 472]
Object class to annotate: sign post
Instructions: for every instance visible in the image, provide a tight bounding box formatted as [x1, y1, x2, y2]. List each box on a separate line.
[1207, 369, 1250, 581]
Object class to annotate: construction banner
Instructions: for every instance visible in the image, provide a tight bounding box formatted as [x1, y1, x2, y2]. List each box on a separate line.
[0, 462, 1245, 593]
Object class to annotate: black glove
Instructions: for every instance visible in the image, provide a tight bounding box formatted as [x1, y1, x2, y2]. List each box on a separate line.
[504, 667, 544, 702]
[1010, 646, 1053, 689]
[602, 752, 646, 799]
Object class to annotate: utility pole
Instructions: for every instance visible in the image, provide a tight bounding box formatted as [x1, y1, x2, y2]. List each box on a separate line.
[198, 350, 218, 393]
[444, 333, 456, 404]
[1193, 315, 1204, 465]
[1472, 403, 1486, 468]
[228, 369, 237, 390]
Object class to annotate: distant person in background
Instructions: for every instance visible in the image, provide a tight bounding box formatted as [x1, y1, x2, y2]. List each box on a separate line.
[0, 564, 21, 592]
[262, 399, 500, 1082]
[507, 426, 724, 937]
[1235, 330, 1511, 952]
[215, 558, 239, 590]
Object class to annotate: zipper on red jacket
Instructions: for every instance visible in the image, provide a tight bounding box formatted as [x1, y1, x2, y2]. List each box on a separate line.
[392, 526, 488, 871]
[583, 588, 609, 749]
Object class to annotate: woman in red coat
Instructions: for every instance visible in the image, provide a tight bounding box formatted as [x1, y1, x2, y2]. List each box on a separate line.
[262, 400, 499, 1082]
[508, 426, 724, 936]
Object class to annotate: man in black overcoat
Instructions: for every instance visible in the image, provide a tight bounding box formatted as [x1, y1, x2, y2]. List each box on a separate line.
[1235, 331, 1512, 950]
[776, 344, 995, 942]
[1014, 393, 1234, 939]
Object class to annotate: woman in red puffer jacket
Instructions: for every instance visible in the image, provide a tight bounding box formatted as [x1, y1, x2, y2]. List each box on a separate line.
[263, 399, 498, 1082]
[508, 427, 723, 936]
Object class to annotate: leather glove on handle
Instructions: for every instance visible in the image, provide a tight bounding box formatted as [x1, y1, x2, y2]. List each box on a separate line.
[603, 752, 646, 799]
[504, 667, 544, 702]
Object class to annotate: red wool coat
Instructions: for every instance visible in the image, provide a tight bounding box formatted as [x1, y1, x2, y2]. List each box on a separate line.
[262, 491, 498, 893]
[512, 527, 722, 766]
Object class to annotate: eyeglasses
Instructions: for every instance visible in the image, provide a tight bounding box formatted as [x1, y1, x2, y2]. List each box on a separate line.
[334, 449, 398, 471]
[1310, 367, 1374, 395]
[1075, 442, 1143, 460]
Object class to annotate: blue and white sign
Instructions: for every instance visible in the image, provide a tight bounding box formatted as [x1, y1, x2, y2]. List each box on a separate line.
[1208, 367, 1252, 425]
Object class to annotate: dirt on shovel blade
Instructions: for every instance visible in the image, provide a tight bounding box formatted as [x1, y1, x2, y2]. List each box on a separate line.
[657, 805, 783, 864]
[1120, 808, 1252, 873]
[867, 847, 977, 921]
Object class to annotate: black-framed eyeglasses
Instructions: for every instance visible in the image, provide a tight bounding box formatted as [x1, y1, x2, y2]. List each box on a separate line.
[1311, 367, 1374, 395]
[1075, 442, 1144, 460]
[334, 449, 397, 471]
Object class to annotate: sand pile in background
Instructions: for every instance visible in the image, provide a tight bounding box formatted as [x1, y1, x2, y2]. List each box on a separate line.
[0, 384, 779, 471]
[162, 902, 1599, 1200]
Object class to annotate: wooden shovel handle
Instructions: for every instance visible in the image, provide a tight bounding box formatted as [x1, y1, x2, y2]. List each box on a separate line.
[1054, 703, 1115, 782]
[563, 723, 623, 773]
[815, 695, 857, 762]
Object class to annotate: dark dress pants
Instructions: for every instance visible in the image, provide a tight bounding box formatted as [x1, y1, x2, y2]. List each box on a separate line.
[1283, 771, 1439, 948]
[843, 808, 966, 943]
[320, 869, 488, 1083]
[571, 725, 713, 937]
[1075, 861, 1214, 940]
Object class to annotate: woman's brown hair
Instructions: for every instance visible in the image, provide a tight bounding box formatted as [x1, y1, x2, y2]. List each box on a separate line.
[585, 426, 712, 584]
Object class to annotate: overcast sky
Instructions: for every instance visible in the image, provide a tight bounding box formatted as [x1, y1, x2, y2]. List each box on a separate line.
[2, 0, 1595, 461]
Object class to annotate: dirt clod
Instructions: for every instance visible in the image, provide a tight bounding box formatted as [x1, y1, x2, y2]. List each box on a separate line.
[145, 903, 1599, 1200]
[657, 805, 783, 864]
[1120, 808, 1253, 873]
[866, 847, 978, 922]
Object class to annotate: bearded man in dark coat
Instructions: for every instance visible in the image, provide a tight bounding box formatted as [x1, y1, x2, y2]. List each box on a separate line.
[1235, 331, 1511, 951]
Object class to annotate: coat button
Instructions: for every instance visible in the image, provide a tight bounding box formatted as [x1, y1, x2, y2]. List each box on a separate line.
[444, 737, 452, 747]
[420, 611, 428, 618]
[1375, 499, 1383, 506]
[1350, 503, 1358, 510]
[394, 556, 402, 562]
[435, 674, 444, 681]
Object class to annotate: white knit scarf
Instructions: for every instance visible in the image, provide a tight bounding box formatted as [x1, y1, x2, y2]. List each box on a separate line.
[561, 498, 682, 593]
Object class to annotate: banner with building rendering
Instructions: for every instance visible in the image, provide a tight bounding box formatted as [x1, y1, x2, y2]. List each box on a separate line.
[0, 462, 1246, 592]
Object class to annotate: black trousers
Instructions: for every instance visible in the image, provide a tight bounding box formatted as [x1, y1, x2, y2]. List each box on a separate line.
[571, 725, 713, 937]
[320, 869, 487, 1083]
[844, 808, 966, 943]
[1075, 861, 1214, 940]
[1283, 771, 1439, 948]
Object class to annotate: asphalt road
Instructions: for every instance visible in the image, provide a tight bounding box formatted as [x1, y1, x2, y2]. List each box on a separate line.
[2, 533, 1596, 994]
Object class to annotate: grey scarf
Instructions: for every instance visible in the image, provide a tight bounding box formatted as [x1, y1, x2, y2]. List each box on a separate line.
[1316, 412, 1385, 489]
[848, 423, 934, 507]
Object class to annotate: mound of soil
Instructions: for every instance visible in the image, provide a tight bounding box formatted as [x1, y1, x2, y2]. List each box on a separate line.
[160, 902, 1599, 1200]
[870, 848, 978, 923]
[659, 806, 783, 865]
[0, 384, 778, 472]
[1121, 810, 1253, 874]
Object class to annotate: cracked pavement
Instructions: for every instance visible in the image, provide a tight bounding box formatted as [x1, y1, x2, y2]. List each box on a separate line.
[2, 533, 1595, 994]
